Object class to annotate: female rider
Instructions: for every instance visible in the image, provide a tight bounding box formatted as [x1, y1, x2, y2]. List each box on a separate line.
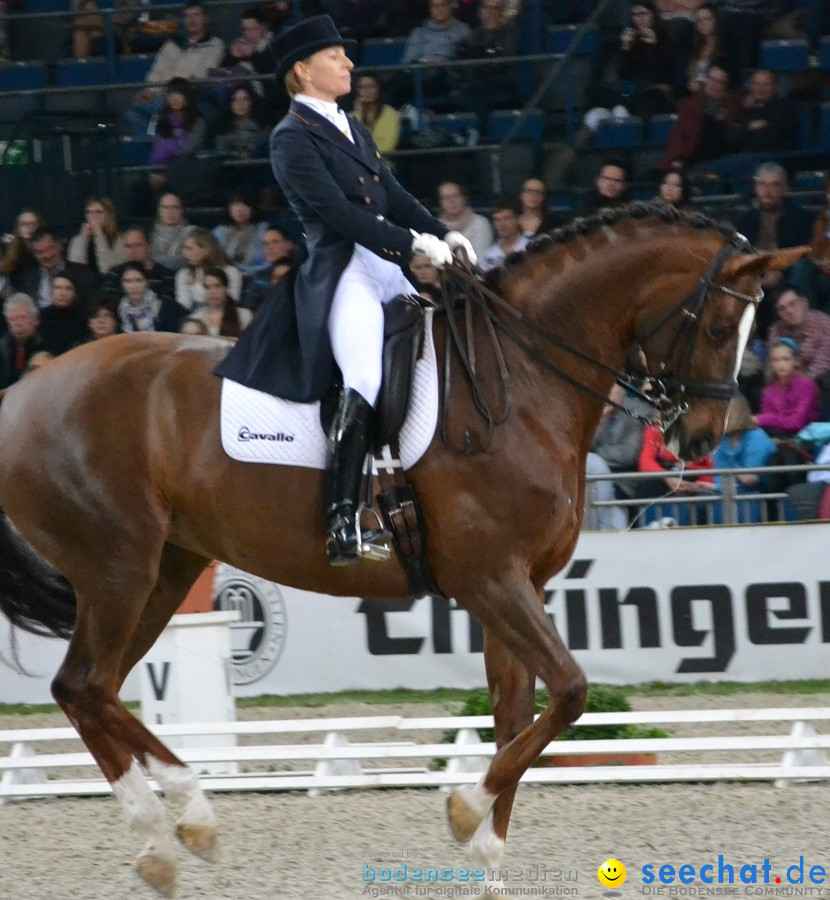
[216, 16, 476, 565]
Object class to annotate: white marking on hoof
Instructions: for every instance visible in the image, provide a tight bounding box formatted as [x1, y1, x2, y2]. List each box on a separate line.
[469, 812, 509, 897]
[446, 779, 496, 844]
[146, 756, 217, 827]
[469, 811, 505, 869]
[112, 761, 177, 894]
[146, 756, 218, 862]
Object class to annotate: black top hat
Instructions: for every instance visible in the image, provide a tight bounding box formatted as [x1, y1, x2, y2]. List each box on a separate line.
[270, 15, 356, 86]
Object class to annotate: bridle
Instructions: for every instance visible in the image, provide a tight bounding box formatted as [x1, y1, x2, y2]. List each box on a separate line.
[626, 232, 761, 431]
[439, 232, 761, 449]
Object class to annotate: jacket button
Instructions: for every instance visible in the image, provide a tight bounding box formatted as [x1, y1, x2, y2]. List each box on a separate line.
[376, 214, 385, 221]
[373, 175, 381, 183]
[358, 176, 365, 184]
[364, 197, 372, 205]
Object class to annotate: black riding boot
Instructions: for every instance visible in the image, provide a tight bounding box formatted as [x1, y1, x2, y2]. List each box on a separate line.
[324, 388, 389, 566]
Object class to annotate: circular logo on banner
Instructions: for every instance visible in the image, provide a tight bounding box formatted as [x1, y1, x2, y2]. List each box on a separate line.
[213, 566, 287, 685]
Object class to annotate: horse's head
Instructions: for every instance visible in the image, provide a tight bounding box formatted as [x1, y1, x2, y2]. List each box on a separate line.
[639, 240, 810, 461]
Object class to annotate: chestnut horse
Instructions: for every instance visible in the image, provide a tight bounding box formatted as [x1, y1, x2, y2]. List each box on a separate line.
[0, 205, 805, 898]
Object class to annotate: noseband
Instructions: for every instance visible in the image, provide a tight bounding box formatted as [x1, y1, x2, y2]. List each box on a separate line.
[631, 233, 761, 431]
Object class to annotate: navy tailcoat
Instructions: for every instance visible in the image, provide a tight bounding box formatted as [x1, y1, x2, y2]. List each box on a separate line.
[214, 101, 448, 402]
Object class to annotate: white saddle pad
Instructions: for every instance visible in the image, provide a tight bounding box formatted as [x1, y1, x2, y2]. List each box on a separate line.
[220, 309, 438, 470]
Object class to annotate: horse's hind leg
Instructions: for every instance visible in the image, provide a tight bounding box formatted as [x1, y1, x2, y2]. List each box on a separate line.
[114, 544, 219, 864]
[51, 544, 212, 898]
[467, 630, 536, 897]
[447, 579, 586, 847]
[52, 593, 180, 897]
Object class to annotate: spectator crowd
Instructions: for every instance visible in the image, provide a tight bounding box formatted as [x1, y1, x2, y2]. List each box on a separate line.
[1, 0, 830, 526]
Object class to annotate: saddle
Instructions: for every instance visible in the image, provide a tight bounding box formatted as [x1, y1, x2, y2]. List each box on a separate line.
[320, 294, 442, 600]
[376, 294, 426, 447]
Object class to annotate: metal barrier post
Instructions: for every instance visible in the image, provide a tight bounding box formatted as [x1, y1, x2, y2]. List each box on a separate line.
[721, 472, 737, 525]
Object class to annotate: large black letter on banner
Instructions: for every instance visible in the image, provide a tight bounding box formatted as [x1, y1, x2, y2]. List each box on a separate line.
[671, 586, 735, 673]
[746, 583, 811, 645]
[357, 598, 425, 655]
[599, 588, 660, 649]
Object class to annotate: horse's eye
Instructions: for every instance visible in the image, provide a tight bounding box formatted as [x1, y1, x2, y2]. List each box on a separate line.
[707, 323, 731, 346]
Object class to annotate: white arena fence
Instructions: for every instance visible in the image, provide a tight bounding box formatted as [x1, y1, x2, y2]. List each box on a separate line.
[2, 708, 829, 802]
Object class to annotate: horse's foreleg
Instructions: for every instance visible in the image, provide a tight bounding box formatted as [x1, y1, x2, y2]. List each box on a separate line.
[116, 544, 219, 863]
[447, 579, 586, 846]
[468, 630, 537, 899]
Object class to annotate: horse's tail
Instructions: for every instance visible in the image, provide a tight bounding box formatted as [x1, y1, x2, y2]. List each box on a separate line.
[0, 511, 76, 640]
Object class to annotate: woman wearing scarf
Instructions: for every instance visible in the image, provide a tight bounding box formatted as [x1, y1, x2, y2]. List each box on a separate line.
[117, 263, 183, 333]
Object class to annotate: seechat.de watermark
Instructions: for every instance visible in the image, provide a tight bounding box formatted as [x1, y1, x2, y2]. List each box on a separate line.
[639, 856, 827, 895]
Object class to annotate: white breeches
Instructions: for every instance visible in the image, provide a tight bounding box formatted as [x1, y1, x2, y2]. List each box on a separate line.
[328, 244, 417, 407]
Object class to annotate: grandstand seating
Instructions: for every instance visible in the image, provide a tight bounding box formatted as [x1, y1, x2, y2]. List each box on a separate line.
[40, 88, 104, 114]
[54, 59, 112, 88]
[0, 63, 47, 92]
[20, 0, 65, 10]
[114, 136, 153, 167]
[818, 102, 830, 152]
[546, 24, 600, 66]
[360, 38, 407, 68]
[792, 170, 825, 192]
[205, 3, 243, 47]
[487, 109, 543, 148]
[514, 53, 592, 113]
[759, 39, 810, 72]
[796, 103, 815, 152]
[116, 55, 154, 85]
[593, 115, 643, 149]
[645, 114, 677, 148]
[8, 14, 65, 64]
[0, 2, 824, 238]
[427, 112, 479, 143]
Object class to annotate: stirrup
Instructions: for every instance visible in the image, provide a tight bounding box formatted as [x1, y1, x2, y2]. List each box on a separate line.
[355, 506, 392, 562]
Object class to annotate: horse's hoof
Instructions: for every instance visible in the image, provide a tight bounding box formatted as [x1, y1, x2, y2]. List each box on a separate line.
[136, 851, 177, 898]
[446, 788, 484, 844]
[176, 822, 219, 863]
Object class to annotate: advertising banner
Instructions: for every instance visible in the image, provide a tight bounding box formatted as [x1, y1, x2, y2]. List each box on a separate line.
[1, 523, 829, 704]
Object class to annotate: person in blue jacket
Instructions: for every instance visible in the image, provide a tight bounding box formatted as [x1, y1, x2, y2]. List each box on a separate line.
[215, 15, 476, 566]
[713, 393, 777, 523]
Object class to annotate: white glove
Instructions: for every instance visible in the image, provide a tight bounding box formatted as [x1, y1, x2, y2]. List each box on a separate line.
[444, 230, 477, 266]
[410, 230, 453, 268]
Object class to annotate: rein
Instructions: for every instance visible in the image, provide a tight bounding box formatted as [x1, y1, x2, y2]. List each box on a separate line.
[437, 234, 760, 446]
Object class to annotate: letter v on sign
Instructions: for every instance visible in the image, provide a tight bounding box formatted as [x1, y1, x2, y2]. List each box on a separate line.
[145, 661, 171, 701]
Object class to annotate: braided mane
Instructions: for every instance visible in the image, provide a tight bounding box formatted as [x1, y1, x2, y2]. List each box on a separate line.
[502, 201, 740, 271]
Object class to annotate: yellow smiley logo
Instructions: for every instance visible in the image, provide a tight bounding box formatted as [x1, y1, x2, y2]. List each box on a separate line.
[598, 858, 627, 889]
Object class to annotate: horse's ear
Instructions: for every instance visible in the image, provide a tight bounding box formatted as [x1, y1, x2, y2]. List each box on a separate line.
[722, 246, 812, 279]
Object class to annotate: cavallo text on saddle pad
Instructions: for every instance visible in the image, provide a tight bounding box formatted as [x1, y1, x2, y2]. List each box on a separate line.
[237, 427, 295, 442]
